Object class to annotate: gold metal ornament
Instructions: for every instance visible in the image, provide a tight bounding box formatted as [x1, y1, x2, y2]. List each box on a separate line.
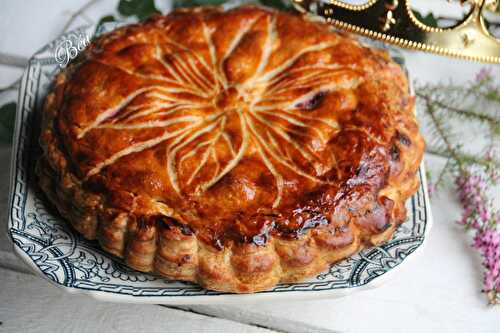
[291, 0, 500, 64]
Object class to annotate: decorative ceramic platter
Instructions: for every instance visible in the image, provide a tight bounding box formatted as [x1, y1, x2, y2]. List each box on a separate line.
[7, 23, 433, 304]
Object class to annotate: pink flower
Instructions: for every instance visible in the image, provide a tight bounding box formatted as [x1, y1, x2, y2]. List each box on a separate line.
[476, 68, 493, 83]
[480, 209, 490, 223]
[456, 166, 500, 301]
[473, 228, 500, 293]
[427, 182, 436, 197]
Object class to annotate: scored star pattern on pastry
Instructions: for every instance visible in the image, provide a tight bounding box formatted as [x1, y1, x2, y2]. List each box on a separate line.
[77, 14, 360, 207]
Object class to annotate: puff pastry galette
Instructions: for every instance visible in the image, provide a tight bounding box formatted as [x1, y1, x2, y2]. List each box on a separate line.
[37, 6, 424, 293]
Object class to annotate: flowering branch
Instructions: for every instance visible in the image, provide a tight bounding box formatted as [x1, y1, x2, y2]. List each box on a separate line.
[417, 68, 500, 305]
[456, 165, 500, 305]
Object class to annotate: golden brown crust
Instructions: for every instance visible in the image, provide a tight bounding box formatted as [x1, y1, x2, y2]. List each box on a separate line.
[37, 6, 424, 293]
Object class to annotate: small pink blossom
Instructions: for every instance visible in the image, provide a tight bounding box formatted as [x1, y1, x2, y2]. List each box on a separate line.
[456, 166, 500, 304]
[427, 182, 436, 197]
[475, 67, 493, 83]
[474, 229, 500, 292]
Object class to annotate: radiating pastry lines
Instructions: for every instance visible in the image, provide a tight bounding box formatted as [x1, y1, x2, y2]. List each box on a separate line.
[243, 113, 324, 185]
[98, 115, 202, 130]
[86, 124, 198, 178]
[252, 42, 339, 86]
[77, 11, 357, 205]
[77, 86, 164, 138]
[218, 15, 262, 87]
[196, 110, 249, 193]
[249, 111, 318, 165]
[265, 68, 348, 95]
[186, 116, 226, 186]
[201, 21, 225, 91]
[243, 15, 277, 88]
[166, 121, 218, 194]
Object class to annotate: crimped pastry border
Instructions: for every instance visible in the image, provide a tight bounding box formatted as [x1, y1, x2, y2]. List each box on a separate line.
[37, 153, 404, 293]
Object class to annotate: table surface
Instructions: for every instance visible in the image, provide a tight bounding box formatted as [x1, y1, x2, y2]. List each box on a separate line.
[0, 1, 499, 332]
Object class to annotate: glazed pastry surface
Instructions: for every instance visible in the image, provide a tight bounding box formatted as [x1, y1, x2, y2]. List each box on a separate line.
[37, 5, 424, 293]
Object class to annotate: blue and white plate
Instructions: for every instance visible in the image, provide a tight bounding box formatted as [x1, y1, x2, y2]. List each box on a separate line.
[7, 24, 432, 304]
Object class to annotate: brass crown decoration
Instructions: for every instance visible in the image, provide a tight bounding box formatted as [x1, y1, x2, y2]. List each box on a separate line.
[291, 0, 500, 64]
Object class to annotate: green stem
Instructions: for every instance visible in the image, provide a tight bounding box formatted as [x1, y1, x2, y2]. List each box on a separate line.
[426, 148, 500, 169]
[423, 99, 467, 173]
[416, 91, 499, 126]
[432, 156, 452, 191]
